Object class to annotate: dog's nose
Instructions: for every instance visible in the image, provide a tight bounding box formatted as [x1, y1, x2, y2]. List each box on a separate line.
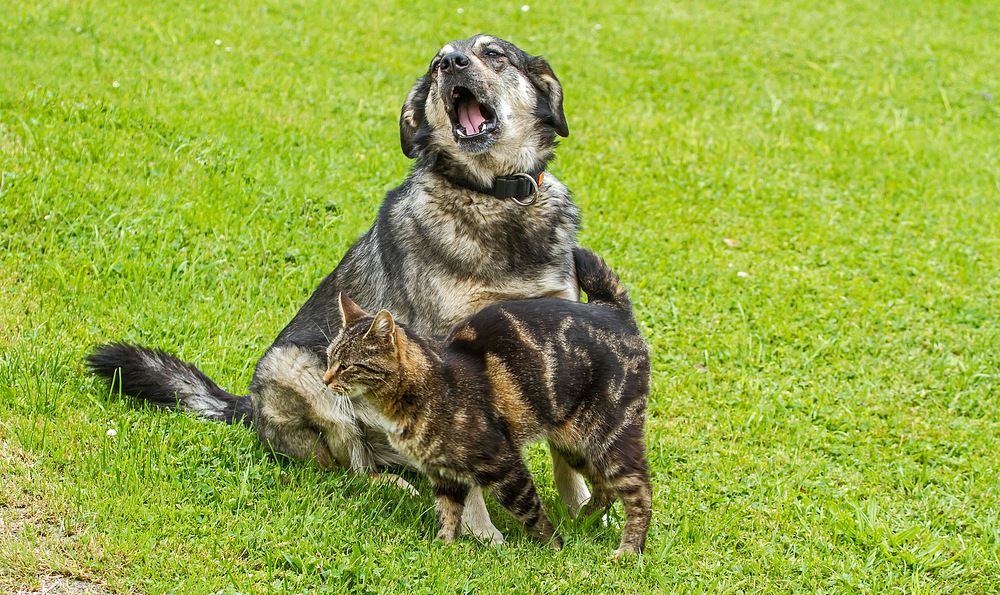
[440, 52, 470, 72]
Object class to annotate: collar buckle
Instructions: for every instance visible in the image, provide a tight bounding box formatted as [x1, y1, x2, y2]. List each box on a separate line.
[493, 171, 544, 206]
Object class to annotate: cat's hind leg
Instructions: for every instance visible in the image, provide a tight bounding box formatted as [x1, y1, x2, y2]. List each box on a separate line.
[549, 443, 610, 519]
[485, 456, 562, 549]
[579, 480, 617, 519]
[610, 471, 652, 558]
[588, 424, 652, 557]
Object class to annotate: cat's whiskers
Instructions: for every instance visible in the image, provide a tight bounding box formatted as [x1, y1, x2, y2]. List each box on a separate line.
[337, 392, 357, 420]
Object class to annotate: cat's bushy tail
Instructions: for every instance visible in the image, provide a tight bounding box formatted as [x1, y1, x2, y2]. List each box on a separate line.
[573, 246, 631, 309]
[86, 342, 253, 427]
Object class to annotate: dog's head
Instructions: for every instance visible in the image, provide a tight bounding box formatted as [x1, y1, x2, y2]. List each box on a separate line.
[399, 35, 568, 181]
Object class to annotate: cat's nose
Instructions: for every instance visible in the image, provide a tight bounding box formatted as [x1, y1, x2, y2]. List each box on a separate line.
[322, 369, 335, 385]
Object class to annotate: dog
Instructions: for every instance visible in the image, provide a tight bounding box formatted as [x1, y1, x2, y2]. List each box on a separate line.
[88, 34, 590, 543]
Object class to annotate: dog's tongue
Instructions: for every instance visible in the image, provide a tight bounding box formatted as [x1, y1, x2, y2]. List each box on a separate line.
[458, 97, 487, 133]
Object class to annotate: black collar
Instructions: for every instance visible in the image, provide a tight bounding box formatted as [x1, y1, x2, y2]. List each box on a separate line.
[444, 168, 546, 206]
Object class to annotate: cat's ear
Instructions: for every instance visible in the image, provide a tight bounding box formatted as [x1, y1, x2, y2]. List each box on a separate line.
[366, 310, 396, 344]
[339, 293, 369, 327]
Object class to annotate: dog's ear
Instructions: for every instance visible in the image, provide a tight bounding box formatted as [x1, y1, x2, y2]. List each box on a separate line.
[339, 293, 369, 327]
[400, 75, 430, 158]
[526, 56, 569, 138]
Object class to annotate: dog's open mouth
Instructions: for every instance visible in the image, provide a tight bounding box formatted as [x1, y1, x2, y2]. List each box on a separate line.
[450, 87, 498, 139]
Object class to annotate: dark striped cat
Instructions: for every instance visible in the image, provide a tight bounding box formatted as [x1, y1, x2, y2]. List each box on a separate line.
[322, 247, 652, 556]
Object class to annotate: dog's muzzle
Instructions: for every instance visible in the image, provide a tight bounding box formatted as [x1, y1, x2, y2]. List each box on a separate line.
[449, 86, 498, 139]
[438, 51, 499, 140]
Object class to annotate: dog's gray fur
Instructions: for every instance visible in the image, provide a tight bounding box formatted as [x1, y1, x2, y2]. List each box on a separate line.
[88, 35, 589, 542]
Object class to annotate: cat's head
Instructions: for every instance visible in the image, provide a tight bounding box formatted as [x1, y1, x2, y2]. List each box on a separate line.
[323, 294, 402, 398]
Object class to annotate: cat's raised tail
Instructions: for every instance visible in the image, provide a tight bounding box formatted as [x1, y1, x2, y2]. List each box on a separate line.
[572, 246, 631, 308]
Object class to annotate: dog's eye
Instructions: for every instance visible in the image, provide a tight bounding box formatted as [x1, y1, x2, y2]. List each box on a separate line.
[484, 49, 503, 58]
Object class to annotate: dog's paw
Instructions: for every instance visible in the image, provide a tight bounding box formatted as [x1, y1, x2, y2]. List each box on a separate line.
[370, 472, 420, 497]
[460, 520, 504, 545]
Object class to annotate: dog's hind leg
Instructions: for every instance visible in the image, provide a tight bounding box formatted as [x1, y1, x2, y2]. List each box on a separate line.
[251, 345, 375, 471]
[258, 417, 340, 470]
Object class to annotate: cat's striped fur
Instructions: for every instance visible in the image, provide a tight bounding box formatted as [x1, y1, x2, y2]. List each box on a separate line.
[323, 247, 652, 555]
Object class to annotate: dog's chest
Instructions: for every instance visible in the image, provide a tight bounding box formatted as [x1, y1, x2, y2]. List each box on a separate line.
[400, 184, 573, 259]
[430, 276, 577, 333]
[387, 181, 578, 334]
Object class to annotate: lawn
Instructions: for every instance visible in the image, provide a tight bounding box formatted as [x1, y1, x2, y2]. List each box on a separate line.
[2, 0, 999, 593]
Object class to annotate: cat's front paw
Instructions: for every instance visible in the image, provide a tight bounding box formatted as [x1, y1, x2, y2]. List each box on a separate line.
[610, 544, 641, 560]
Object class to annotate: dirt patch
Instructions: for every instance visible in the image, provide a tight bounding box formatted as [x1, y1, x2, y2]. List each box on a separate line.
[12, 576, 111, 595]
[0, 439, 115, 594]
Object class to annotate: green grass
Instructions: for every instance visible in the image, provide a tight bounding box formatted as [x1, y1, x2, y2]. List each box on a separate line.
[2, 0, 999, 592]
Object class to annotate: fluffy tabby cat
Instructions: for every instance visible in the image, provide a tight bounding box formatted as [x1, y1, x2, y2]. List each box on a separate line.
[322, 247, 652, 555]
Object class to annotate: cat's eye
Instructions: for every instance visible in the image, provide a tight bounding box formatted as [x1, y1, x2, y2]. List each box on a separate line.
[343, 362, 367, 374]
[331, 360, 368, 376]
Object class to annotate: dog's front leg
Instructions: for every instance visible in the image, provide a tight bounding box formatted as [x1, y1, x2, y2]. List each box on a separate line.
[552, 450, 591, 517]
[459, 486, 504, 544]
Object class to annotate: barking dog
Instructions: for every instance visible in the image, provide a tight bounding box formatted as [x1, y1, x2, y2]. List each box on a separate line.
[88, 35, 590, 543]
